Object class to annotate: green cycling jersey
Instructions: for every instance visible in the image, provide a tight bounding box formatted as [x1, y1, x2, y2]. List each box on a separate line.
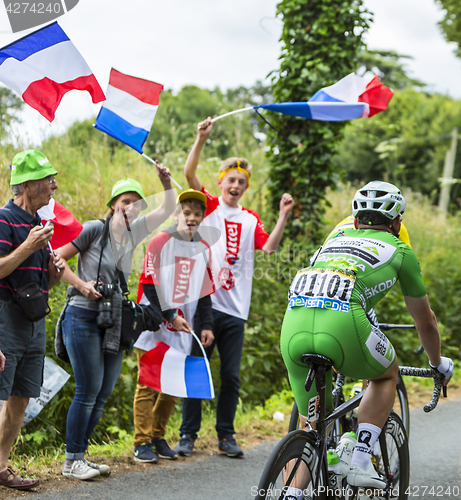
[290, 228, 426, 314]
[281, 228, 427, 416]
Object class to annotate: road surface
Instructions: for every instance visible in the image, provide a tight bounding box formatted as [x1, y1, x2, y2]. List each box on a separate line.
[27, 397, 461, 499]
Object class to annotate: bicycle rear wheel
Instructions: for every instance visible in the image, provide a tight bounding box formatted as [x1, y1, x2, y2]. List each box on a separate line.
[288, 401, 300, 432]
[346, 412, 409, 500]
[256, 430, 328, 500]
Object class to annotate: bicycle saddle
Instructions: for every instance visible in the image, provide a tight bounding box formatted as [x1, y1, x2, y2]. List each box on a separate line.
[300, 353, 334, 369]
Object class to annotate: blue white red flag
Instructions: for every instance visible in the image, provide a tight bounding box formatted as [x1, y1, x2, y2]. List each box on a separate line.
[254, 74, 393, 121]
[94, 69, 164, 154]
[0, 22, 105, 122]
[139, 341, 214, 399]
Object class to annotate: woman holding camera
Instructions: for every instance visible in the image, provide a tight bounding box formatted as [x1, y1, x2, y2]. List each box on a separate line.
[57, 165, 175, 480]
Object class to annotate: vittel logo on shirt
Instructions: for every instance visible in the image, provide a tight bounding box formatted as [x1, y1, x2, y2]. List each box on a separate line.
[225, 220, 242, 265]
[145, 252, 157, 280]
[173, 256, 195, 304]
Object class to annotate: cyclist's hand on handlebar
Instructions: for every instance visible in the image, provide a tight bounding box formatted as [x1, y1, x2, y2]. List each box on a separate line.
[430, 356, 454, 386]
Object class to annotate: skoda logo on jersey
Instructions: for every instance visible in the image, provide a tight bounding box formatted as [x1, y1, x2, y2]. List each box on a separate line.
[364, 277, 396, 299]
[1, 1, 79, 34]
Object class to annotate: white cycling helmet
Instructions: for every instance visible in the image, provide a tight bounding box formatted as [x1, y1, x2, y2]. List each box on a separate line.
[352, 181, 406, 220]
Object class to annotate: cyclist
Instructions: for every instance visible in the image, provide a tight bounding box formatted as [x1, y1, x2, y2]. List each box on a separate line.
[281, 181, 453, 490]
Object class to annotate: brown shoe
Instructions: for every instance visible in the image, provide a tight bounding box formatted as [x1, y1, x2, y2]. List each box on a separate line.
[0, 467, 39, 490]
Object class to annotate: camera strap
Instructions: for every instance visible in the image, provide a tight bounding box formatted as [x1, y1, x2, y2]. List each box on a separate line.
[97, 214, 112, 284]
[117, 268, 130, 299]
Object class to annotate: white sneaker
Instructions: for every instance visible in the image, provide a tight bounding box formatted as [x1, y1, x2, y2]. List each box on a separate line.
[347, 463, 386, 489]
[62, 459, 100, 480]
[84, 459, 111, 477]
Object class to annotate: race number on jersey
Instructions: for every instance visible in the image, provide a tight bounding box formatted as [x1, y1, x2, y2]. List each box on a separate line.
[288, 268, 356, 313]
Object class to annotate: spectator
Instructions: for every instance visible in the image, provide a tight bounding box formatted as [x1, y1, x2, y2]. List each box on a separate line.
[175, 118, 294, 458]
[56, 166, 175, 480]
[0, 150, 65, 490]
[133, 189, 214, 463]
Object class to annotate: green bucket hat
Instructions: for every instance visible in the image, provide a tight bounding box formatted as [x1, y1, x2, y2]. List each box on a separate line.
[107, 178, 147, 210]
[10, 149, 57, 185]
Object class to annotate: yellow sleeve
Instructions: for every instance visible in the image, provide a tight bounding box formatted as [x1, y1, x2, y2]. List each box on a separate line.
[399, 222, 411, 247]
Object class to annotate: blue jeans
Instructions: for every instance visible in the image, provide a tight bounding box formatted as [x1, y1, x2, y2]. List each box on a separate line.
[62, 305, 124, 459]
[180, 309, 245, 440]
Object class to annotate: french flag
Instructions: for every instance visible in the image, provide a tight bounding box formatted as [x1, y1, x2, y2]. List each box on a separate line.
[256, 73, 393, 122]
[0, 22, 105, 122]
[94, 69, 164, 154]
[38, 198, 83, 249]
[139, 342, 215, 399]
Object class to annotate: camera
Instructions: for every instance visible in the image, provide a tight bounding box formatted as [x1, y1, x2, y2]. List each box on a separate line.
[95, 282, 115, 330]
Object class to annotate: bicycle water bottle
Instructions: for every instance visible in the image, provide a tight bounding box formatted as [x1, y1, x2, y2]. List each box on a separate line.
[327, 450, 342, 488]
[335, 431, 357, 475]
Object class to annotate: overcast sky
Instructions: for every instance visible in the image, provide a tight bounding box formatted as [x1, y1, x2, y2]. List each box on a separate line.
[0, 0, 460, 145]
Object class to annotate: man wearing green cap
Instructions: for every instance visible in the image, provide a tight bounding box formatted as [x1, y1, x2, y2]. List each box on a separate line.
[0, 149, 65, 490]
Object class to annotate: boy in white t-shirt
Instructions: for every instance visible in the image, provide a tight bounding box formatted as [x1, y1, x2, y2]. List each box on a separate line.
[175, 117, 294, 458]
[132, 189, 214, 463]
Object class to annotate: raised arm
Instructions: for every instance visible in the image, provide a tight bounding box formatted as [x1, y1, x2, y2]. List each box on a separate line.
[262, 193, 294, 255]
[184, 117, 214, 191]
[145, 163, 176, 233]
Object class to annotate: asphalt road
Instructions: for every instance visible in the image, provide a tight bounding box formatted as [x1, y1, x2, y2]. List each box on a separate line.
[31, 397, 461, 500]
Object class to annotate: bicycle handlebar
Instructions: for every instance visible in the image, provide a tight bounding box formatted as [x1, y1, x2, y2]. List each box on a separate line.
[398, 366, 446, 413]
[378, 324, 425, 355]
[378, 323, 415, 331]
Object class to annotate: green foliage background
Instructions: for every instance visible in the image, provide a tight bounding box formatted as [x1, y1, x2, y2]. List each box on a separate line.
[436, 0, 461, 59]
[266, 0, 370, 241]
[0, 5, 460, 454]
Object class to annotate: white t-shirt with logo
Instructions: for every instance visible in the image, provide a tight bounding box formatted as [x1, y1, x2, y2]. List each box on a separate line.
[134, 227, 214, 353]
[200, 187, 269, 320]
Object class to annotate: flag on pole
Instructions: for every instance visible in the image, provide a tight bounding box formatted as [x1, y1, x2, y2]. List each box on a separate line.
[139, 341, 215, 399]
[212, 73, 393, 124]
[94, 69, 164, 154]
[0, 22, 105, 122]
[254, 74, 393, 121]
[38, 199, 83, 248]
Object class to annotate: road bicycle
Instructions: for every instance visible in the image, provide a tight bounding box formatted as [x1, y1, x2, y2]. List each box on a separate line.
[256, 353, 445, 500]
[288, 324, 417, 438]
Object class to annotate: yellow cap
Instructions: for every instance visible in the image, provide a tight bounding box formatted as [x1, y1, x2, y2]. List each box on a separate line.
[177, 189, 207, 206]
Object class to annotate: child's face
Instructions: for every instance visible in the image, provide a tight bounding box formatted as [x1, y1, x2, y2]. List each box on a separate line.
[217, 170, 248, 207]
[176, 202, 205, 239]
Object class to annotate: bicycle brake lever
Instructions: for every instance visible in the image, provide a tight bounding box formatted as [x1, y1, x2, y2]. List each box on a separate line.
[413, 344, 425, 356]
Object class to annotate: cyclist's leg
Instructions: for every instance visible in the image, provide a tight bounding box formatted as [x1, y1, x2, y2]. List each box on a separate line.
[358, 358, 399, 429]
[281, 307, 336, 417]
[339, 323, 398, 488]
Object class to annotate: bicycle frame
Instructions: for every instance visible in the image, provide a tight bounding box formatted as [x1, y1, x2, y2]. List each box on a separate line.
[300, 357, 366, 495]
